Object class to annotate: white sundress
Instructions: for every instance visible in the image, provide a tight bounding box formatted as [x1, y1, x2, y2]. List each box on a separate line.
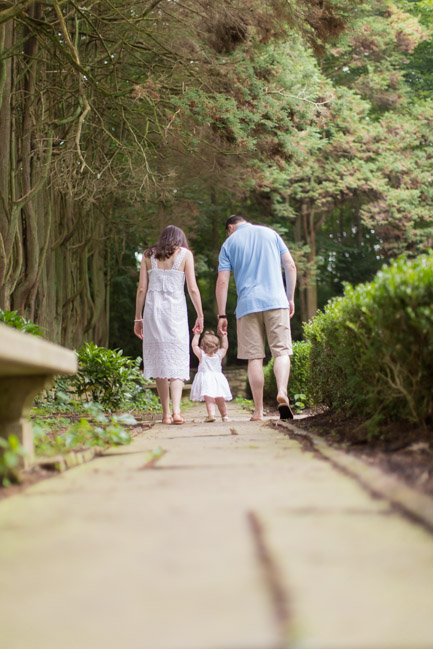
[190, 350, 233, 401]
[142, 247, 190, 381]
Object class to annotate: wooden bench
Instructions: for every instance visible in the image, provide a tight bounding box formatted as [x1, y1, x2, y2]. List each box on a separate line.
[0, 323, 77, 466]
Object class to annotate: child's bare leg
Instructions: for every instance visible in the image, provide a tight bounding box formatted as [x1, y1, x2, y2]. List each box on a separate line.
[204, 396, 216, 419]
[215, 397, 227, 419]
[156, 378, 170, 422]
[170, 379, 184, 420]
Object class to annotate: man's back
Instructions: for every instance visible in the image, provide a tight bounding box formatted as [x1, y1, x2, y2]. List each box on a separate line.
[218, 222, 289, 318]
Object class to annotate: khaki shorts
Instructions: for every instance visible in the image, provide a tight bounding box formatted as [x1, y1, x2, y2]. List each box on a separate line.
[237, 309, 293, 359]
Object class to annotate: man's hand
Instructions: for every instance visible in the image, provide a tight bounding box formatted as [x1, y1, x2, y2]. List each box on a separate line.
[217, 316, 228, 336]
[289, 300, 295, 318]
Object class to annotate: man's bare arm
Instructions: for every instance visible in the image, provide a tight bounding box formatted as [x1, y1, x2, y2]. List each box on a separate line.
[216, 270, 230, 335]
[281, 251, 297, 317]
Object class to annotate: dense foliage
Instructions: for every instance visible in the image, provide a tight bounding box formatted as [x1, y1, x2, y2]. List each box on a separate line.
[263, 341, 313, 406]
[37, 342, 161, 413]
[304, 252, 433, 426]
[0, 309, 43, 336]
[108, 0, 433, 361]
[0, 0, 358, 347]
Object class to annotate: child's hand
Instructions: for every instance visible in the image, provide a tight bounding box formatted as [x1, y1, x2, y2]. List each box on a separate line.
[193, 316, 204, 334]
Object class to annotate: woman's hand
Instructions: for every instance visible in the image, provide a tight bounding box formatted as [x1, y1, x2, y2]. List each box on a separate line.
[193, 316, 204, 334]
[134, 320, 143, 340]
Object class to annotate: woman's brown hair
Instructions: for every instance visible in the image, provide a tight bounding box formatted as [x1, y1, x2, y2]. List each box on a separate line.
[144, 225, 189, 260]
[200, 331, 220, 355]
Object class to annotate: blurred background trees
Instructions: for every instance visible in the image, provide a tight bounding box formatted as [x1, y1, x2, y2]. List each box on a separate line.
[1, 0, 432, 362]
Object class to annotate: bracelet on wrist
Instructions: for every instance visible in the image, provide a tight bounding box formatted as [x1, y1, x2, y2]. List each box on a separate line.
[218, 314, 227, 319]
[134, 319, 142, 322]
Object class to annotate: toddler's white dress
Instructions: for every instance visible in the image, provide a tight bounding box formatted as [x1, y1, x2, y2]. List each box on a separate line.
[190, 350, 233, 401]
[142, 248, 189, 381]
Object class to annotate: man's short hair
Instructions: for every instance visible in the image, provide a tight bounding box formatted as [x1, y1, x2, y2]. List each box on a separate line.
[225, 215, 246, 230]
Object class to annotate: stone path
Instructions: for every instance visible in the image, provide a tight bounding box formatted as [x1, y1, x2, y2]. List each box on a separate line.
[1, 402, 433, 649]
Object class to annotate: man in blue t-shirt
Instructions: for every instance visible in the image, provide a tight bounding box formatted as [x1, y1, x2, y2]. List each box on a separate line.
[216, 215, 297, 421]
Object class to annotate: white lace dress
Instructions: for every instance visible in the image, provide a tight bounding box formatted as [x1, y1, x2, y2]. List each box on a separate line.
[142, 248, 190, 381]
[190, 350, 233, 401]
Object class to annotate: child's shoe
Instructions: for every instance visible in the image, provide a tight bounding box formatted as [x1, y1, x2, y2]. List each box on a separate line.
[222, 416, 231, 422]
[205, 416, 216, 422]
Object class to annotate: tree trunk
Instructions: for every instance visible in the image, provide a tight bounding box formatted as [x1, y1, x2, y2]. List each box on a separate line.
[300, 202, 318, 321]
[0, 23, 12, 307]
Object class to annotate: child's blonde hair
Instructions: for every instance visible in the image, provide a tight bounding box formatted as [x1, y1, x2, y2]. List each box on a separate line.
[200, 330, 220, 355]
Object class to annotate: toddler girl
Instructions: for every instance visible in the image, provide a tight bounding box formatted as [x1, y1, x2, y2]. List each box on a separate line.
[190, 330, 232, 422]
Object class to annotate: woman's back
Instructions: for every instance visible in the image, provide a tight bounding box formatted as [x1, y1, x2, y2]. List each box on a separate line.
[142, 247, 189, 380]
[147, 247, 186, 293]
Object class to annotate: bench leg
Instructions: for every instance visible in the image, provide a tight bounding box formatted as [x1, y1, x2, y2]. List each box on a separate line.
[0, 375, 53, 468]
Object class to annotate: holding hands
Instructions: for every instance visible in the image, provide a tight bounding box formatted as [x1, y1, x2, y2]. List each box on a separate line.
[193, 316, 204, 334]
[217, 316, 228, 337]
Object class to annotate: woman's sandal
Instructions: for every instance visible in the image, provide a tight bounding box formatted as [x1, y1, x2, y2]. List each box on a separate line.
[162, 416, 173, 425]
[172, 413, 185, 425]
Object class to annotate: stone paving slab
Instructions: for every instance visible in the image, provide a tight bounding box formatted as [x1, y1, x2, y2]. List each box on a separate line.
[279, 420, 433, 532]
[0, 403, 433, 649]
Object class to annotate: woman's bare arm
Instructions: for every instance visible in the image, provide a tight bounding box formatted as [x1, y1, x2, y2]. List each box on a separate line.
[134, 256, 149, 339]
[184, 250, 204, 333]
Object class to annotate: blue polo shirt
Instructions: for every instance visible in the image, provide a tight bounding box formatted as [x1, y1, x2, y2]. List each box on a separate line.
[218, 223, 289, 318]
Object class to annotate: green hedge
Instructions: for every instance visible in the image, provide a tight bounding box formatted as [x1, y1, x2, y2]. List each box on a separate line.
[263, 340, 312, 405]
[304, 252, 433, 425]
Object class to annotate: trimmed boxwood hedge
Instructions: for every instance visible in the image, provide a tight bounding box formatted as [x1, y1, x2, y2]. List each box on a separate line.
[304, 252, 433, 425]
[263, 340, 313, 405]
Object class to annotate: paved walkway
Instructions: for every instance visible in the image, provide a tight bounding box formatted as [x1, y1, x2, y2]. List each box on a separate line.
[1, 402, 433, 649]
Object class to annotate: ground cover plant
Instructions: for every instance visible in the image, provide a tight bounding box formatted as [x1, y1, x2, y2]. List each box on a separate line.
[0, 436, 27, 486]
[32, 402, 137, 457]
[0, 312, 161, 477]
[65, 342, 160, 412]
[29, 343, 161, 460]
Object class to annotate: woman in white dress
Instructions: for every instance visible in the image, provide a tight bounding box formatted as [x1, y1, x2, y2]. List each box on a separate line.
[134, 226, 204, 424]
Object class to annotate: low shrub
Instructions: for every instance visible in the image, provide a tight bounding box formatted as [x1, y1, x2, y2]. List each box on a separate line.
[0, 309, 43, 336]
[263, 340, 313, 406]
[304, 252, 433, 425]
[69, 342, 141, 409]
[36, 343, 161, 413]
